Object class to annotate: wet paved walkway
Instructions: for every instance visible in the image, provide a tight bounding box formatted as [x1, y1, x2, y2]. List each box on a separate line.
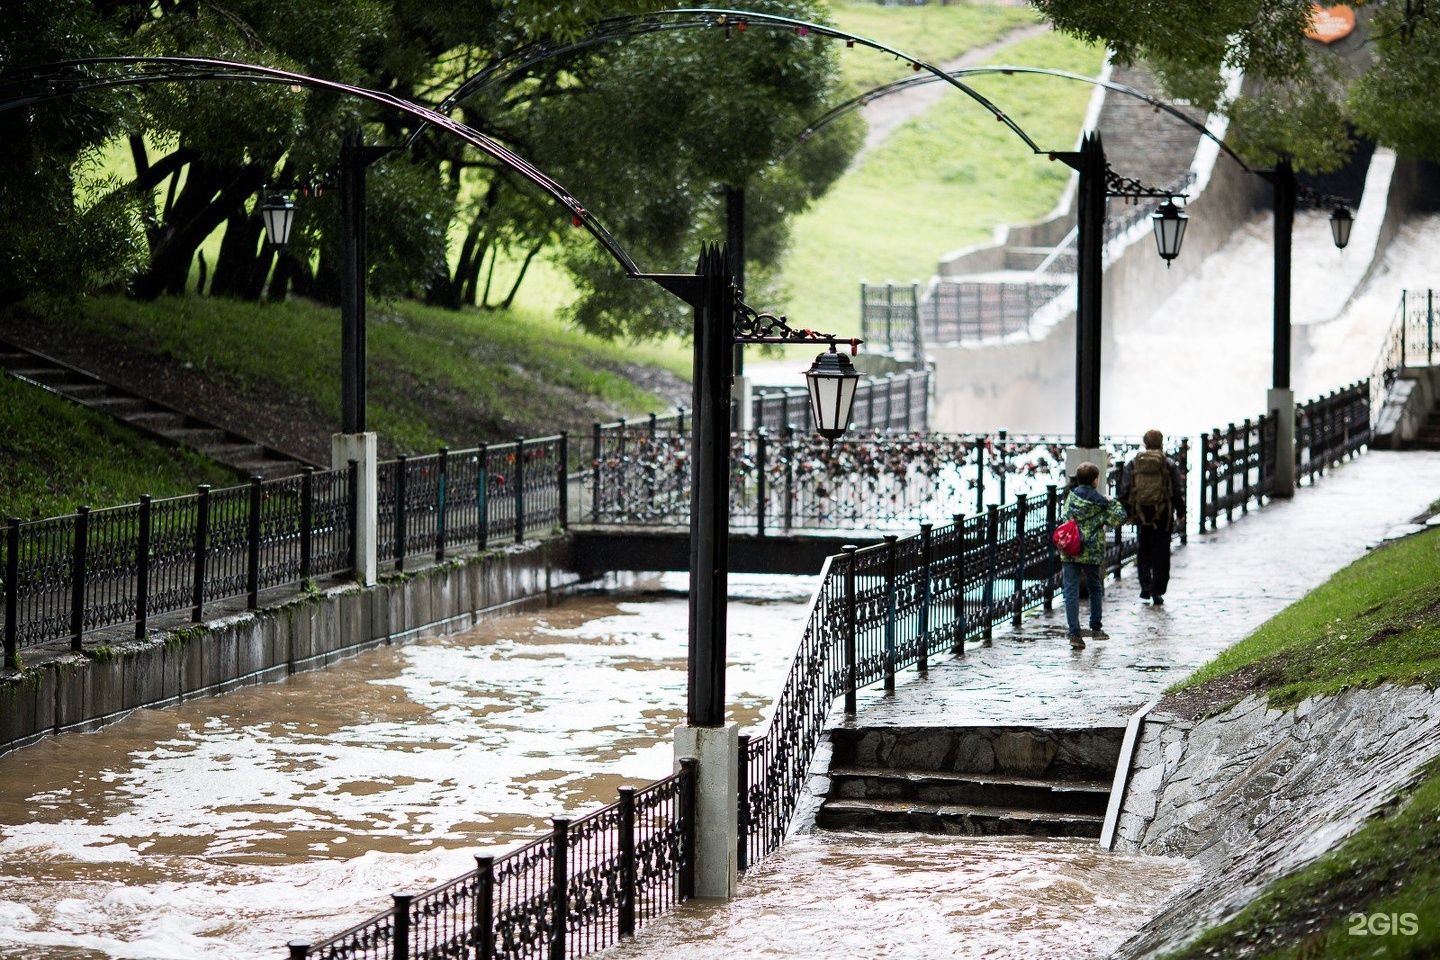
[847, 449, 1440, 729]
[609, 450, 1440, 960]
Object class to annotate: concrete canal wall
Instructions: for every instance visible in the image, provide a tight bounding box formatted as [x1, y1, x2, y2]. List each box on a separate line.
[0, 537, 584, 757]
[1109, 685, 1440, 957]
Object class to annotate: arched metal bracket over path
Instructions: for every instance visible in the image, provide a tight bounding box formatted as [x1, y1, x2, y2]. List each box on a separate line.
[428, 7, 1045, 156]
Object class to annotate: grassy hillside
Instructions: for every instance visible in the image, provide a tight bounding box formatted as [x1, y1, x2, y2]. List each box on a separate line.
[779, 28, 1105, 335]
[1161, 526, 1440, 959]
[0, 374, 234, 520]
[0, 295, 689, 465]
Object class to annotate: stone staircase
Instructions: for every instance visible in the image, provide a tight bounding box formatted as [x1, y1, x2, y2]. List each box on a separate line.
[0, 341, 318, 481]
[816, 725, 1123, 839]
[1405, 407, 1440, 450]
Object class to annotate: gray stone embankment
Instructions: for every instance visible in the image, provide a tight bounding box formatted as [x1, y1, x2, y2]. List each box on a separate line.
[1109, 685, 1440, 958]
[0, 537, 583, 757]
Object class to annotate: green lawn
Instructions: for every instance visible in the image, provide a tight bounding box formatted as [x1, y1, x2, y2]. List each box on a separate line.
[62, 293, 686, 455]
[0, 374, 234, 520]
[1173, 526, 1440, 708]
[829, 0, 1041, 93]
[777, 28, 1104, 339]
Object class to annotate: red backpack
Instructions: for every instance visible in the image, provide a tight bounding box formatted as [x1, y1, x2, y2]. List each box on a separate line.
[1052, 519, 1083, 556]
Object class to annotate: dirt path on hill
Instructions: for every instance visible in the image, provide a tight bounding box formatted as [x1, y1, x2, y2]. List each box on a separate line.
[856, 22, 1051, 162]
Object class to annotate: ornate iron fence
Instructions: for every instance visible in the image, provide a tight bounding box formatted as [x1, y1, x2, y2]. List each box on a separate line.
[2, 436, 569, 661]
[1296, 381, 1370, 483]
[737, 485, 1144, 866]
[1198, 380, 1370, 529]
[295, 764, 695, 960]
[583, 426, 1177, 534]
[1372, 289, 1438, 400]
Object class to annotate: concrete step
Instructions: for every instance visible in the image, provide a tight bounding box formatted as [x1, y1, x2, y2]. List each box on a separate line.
[165, 427, 231, 447]
[123, 410, 188, 430]
[204, 442, 269, 463]
[828, 766, 1110, 815]
[815, 797, 1105, 838]
[231, 458, 305, 481]
[86, 396, 150, 416]
[829, 725, 1125, 781]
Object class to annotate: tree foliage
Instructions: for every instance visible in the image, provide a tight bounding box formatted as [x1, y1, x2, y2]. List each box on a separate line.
[0, 0, 858, 339]
[1032, 0, 1440, 169]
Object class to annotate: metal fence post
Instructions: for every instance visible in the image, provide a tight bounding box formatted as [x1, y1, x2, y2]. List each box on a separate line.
[911, 281, 923, 360]
[475, 855, 495, 960]
[135, 495, 152, 639]
[1240, 419, 1252, 514]
[783, 425, 795, 532]
[70, 507, 89, 651]
[394, 454, 408, 572]
[247, 477, 262, 609]
[436, 446, 449, 562]
[1012, 494, 1027, 628]
[1178, 440, 1190, 546]
[191, 486, 210, 623]
[478, 443, 490, 551]
[300, 469, 314, 581]
[679, 756, 697, 900]
[1224, 424, 1237, 525]
[1043, 486, 1058, 609]
[558, 432, 570, 530]
[736, 734, 751, 872]
[883, 534, 898, 694]
[514, 437, 526, 544]
[918, 523, 933, 673]
[1429, 289, 1434, 365]
[997, 430, 1008, 505]
[953, 512, 967, 654]
[391, 893, 412, 960]
[618, 787, 637, 935]
[755, 431, 768, 538]
[550, 817, 569, 960]
[974, 439, 986, 513]
[983, 504, 999, 641]
[3, 519, 17, 665]
[591, 422, 602, 523]
[842, 545, 858, 715]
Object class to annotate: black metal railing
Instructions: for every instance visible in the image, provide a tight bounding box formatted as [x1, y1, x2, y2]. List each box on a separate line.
[738, 485, 1145, 865]
[1198, 380, 1370, 529]
[294, 763, 695, 960]
[584, 426, 1171, 534]
[1371, 289, 1437, 409]
[751, 369, 929, 434]
[1296, 381, 1371, 483]
[2, 437, 570, 662]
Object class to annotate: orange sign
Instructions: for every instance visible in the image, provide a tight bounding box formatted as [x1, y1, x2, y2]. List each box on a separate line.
[1305, 4, 1356, 43]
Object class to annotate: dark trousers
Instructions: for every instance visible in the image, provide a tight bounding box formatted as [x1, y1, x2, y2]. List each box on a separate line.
[1136, 524, 1172, 597]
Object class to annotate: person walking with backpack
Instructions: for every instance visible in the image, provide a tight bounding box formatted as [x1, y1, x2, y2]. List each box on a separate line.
[1118, 429, 1186, 605]
[1060, 461, 1127, 649]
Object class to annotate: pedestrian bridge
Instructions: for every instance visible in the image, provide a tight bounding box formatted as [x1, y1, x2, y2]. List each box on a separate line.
[568, 525, 886, 577]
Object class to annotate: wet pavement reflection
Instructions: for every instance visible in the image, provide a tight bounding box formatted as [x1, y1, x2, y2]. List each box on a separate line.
[603, 833, 1195, 960]
[0, 575, 811, 959]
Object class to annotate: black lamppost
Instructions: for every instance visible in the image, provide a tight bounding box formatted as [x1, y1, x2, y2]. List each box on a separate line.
[1057, 132, 1189, 454]
[1261, 156, 1354, 496]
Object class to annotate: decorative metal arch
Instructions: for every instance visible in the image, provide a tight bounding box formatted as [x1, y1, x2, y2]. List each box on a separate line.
[789, 64, 1251, 171]
[427, 7, 1045, 155]
[0, 55, 649, 276]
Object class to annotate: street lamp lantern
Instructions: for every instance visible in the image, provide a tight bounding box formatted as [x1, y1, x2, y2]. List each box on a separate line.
[804, 345, 860, 441]
[1151, 198, 1187, 266]
[260, 193, 296, 247]
[1329, 203, 1354, 249]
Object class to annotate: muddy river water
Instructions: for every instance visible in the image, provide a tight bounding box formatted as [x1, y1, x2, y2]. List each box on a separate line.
[0, 574, 1190, 959]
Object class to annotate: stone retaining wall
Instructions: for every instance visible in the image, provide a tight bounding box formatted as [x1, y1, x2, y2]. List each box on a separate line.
[0, 538, 582, 757]
[1110, 685, 1440, 958]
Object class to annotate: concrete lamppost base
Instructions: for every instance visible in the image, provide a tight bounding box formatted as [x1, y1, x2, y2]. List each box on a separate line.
[673, 722, 739, 899]
[1065, 446, 1112, 485]
[332, 432, 378, 586]
[1267, 387, 1296, 498]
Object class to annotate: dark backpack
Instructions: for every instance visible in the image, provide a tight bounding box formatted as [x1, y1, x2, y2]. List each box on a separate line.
[1128, 451, 1172, 524]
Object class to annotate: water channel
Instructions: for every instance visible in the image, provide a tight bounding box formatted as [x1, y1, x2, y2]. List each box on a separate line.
[0, 573, 1192, 959]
